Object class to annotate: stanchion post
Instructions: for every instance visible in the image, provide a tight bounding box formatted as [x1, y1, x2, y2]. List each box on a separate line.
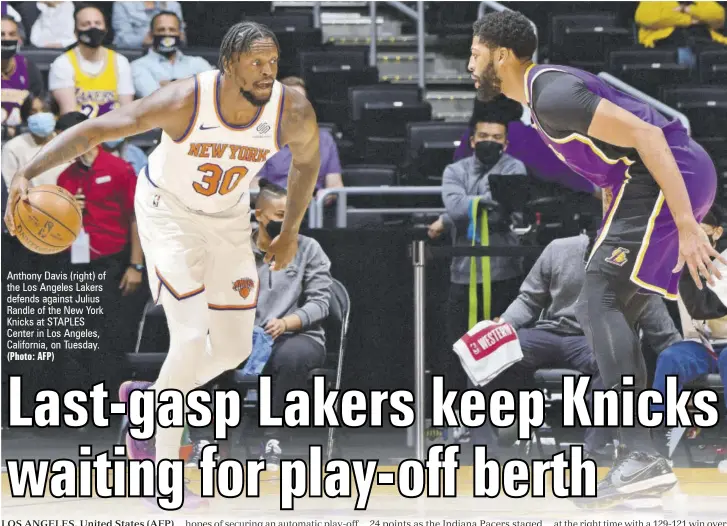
[412, 240, 426, 462]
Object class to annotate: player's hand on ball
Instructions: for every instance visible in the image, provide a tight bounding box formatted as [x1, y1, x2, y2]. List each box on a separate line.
[675, 217, 727, 288]
[264, 318, 287, 339]
[4, 176, 30, 236]
[264, 231, 298, 271]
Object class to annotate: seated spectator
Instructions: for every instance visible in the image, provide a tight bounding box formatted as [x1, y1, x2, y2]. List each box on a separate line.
[635, 1, 727, 67]
[112, 1, 184, 49]
[470, 233, 681, 461]
[253, 179, 333, 469]
[55, 111, 145, 399]
[651, 205, 727, 455]
[252, 77, 343, 205]
[453, 97, 597, 195]
[1, 15, 44, 139]
[101, 137, 148, 176]
[28, 1, 76, 49]
[2, 94, 67, 188]
[130, 10, 212, 98]
[427, 103, 527, 393]
[49, 4, 134, 117]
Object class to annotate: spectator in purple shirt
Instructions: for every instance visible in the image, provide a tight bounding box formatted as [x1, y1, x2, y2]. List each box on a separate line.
[252, 76, 344, 205]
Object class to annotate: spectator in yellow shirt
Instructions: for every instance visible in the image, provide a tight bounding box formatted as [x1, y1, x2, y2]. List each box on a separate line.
[635, 1, 727, 67]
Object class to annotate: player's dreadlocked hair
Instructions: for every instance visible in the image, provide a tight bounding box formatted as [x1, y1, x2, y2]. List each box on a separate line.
[218, 21, 280, 72]
[473, 11, 537, 60]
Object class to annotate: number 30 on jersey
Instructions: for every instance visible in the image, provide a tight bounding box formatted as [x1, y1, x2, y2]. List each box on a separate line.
[193, 163, 249, 196]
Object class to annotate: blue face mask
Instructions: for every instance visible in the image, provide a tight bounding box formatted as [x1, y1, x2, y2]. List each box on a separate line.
[27, 112, 56, 138]
[104, 139, 124, 149]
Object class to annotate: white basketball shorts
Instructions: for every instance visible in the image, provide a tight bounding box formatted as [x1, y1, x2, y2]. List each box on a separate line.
[134, 169, 259, 310]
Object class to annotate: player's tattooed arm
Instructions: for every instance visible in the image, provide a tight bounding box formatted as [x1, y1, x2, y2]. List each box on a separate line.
[16, 78, 196, 182]
[279, 86, 321, 235]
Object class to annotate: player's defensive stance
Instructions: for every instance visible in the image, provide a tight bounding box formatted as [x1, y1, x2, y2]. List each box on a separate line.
[467, 11, 724, 508]
[4, 22, 320, 508]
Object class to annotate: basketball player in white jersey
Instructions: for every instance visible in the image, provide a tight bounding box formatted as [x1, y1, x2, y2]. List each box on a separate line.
[4, 22, 321, 509]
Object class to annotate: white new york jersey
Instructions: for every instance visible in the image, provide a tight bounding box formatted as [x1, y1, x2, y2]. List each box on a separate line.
[146, 69, 285, 214]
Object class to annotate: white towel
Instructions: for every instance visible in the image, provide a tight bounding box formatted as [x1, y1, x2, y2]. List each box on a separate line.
[453, 320, 523, 386]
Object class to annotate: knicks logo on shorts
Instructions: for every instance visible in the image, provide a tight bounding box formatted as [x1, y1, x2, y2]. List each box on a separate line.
[232, 278, 255, 299]
[605, 247, 630, 267]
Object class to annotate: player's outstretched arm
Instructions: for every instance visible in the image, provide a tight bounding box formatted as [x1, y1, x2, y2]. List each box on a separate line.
[588, 98, 727, 287]
[16, 79, 195, 184]
[264, 87, 321, 271]
[4, 78, 195, 235]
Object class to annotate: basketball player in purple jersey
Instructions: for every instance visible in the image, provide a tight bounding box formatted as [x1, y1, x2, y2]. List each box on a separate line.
[468, 11, 724, 507]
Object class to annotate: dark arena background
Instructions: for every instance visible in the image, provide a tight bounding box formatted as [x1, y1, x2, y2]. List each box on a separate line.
[1, 0, 726, 520]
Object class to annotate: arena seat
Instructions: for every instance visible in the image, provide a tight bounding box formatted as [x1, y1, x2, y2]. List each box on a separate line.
[660, 86, 727, 142]
[247, 13, 314, 31]
[307, 67, 380, 134]
[348, 85, 423, 161]
[298, 49, 369, 75]
[360, 102, 432, 165]
[609, 49, 690, 98]
[699, 49, 727, 85]
[549, 13, 620, 66]
[405, 121, 466, 184]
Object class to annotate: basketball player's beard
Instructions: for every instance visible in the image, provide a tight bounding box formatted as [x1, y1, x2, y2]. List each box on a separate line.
[240, 88, 271, 107]
[476, 61, 502, 102]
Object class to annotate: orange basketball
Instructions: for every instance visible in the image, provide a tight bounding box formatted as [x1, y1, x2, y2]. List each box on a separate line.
[13, 185, 83, 255]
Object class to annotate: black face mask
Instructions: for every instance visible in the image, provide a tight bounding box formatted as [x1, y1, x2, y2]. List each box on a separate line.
[153, 35, 180, 56]
[474, 140, 504, 167]
[78, 27, 106, 48]
[265, 220, 283, 240]
[1, 39, 19, 59]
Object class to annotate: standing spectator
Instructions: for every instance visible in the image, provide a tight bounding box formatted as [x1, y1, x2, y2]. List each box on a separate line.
[112, 1, 184, 49]
[2, 94, 67, 188]
[1, 15, 44, 139]
[252, 179, 332, 469]
[635, 2, 727, 67]
[54, 112, 145, 397]
[131, 10, 212, 98]
[29, 1, 77, 49]
[101, 138, 148, 176]
[48, 4, 134, 117]
[428, 105, 528, 394]
[253, 77, 344, 205]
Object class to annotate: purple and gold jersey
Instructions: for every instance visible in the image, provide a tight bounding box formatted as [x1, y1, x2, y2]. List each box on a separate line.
[1, 55, 30, 126]
[524, 64, 679, 189]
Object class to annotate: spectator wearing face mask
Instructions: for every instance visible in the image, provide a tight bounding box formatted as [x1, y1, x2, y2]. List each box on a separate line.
[1, 15, 44, 139]
[112, 1, 185, 49]
[252, 179, 333, 470]
[1, 94, 67, 188]
[429, 103, 528, 394]
[48, 3, 134, 117]
[130, 10, 212, 98]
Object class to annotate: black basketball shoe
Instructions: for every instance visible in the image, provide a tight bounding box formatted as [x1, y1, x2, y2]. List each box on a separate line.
[572, 450, 677, 509]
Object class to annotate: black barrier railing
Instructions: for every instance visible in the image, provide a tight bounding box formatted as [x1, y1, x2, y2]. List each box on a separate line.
[410, 240, 548, 461]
